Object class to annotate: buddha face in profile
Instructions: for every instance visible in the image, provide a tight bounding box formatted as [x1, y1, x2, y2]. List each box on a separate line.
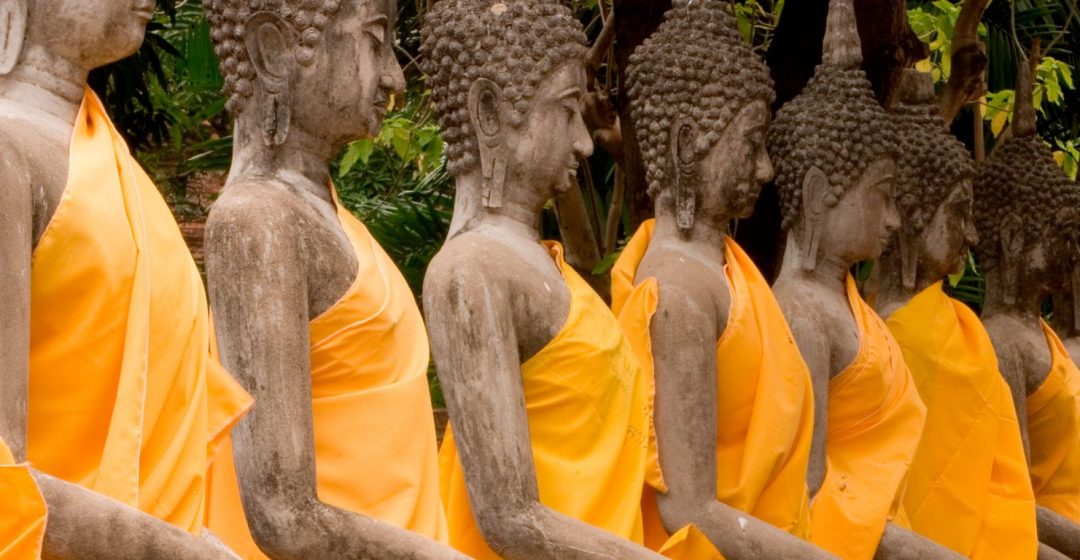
[974, 134, 1080, 299]
[472, 59, 594, 201]
[915, 180, 977, 278]
[422, 0, 594, 209]
[26, 0, 152, 68]
[626, 0, 776, 235]
[888, 75, 979, 286]
[769, 61, 902, 270]
[207, 0, 405, 147]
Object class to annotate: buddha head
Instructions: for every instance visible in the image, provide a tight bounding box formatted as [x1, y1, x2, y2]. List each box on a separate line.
[626, 0, 775, 237]
[768, 0, 900, 271]
[0, 0, 152, 76]
[421, 0, 592, 218]
[973, 57, 1080, 305]
[205, 0, 405, 148]
[886, 69, 977, 289]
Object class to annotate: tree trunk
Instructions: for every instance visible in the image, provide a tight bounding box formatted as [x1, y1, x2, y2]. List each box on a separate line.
[612, 0, 670, 233]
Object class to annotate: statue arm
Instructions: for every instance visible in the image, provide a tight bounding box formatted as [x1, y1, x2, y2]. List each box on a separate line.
[1036, 505, 1080, 558]
[0, 148, 32, 458]
[873, 523, 965, 560]
[782, 311, 831, 498]
[205, 201, 468, 560]
[0, 151, 239, 560]
[423, 255, 664, 560]
[32, 471, 241, 560]
[648, 284, 836, 559]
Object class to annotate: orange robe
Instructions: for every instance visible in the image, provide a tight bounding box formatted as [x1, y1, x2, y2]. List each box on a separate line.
[207, 187, 447, 558]
[439, 242, 650, 559]
[13, 88, 251, 552]
[886, 283, 1037, 559]
[1027, 322, 1080, 522]
[0, 441, 45, 559]
[610, 220, 814, 557]
[809, 276, 926, 560]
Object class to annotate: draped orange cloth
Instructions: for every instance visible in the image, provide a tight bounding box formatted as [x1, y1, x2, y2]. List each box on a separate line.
[886, 283, 1037, 559]
[610, 220, 814, 558]
[809, 275, 926, 560]
[0, 441, 45, 559]
[1027, 322, 1080, 522]
[439, 241, 649, 559]
[207, 187, 447, 558]
[21, 89, 250, 542]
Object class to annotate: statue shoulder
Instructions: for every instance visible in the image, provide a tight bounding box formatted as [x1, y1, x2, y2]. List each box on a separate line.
[424, 231, 511, 301]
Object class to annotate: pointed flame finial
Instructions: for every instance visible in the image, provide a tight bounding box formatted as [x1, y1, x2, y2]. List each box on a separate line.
[822, 0, 862, 68]
[1013, 40, 1040, 138]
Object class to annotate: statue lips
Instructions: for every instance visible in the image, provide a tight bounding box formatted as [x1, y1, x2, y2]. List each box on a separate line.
[131, 1, 155, 22]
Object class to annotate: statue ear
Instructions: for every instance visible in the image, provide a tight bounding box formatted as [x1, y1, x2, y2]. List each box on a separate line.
[0, 0, 28, 76]
[1000, 213, 1024, 306]
[898, 228, 918, 290]
[468, 78, 507, 208]
[243, 12, 296, 146]
[670, 116, 700, 237]
[800, 166, 830, 272]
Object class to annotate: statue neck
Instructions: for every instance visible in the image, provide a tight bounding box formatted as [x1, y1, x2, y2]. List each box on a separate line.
[229, 110, 337, 206]
[0, 43, 88, 135]
[652, 206, 729, 264]
[875, 248, 939, 318]
[778, 231, 851, 295]
[982, 265, 1044, 321]
[448, 171, 543, 243]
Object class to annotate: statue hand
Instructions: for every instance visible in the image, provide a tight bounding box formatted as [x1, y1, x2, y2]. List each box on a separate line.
[200, 529, 241, 560]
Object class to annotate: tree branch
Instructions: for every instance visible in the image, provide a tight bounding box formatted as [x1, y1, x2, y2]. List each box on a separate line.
[938, 0, 990, 124]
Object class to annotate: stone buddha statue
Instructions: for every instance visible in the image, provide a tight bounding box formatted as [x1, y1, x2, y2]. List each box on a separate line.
[767, 1, 961, 558]
[876, 69, 1043, 559]
[0, 0, 249, 558]
[611, 1, 834, 557]
[201, 1, 467, 558]
[420, 1, 664, 558]
[973, 56, 1080, 559]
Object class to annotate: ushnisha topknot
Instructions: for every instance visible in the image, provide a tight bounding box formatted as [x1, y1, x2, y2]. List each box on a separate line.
[626, 0, 775, 200]
[972, 58, 1079, 267]
[205, 0, 346, 114]
[767, 0, 899, 230]
[890, 69, 975, 236]
[420, 0, 588, 176]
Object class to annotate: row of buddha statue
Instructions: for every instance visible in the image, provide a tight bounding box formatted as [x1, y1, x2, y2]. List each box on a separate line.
[0, 0, 1076, 558]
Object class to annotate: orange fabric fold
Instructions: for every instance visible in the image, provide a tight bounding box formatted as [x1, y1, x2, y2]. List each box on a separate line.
[1027, 322, 1080, 522]
[439, 241, 650, 559]
[809, 276, 926, 560]
[25, 88, 250, 536]
[886, 283, 1037, 559]
[0, 441, 46, 559]
[611, 220, 814, 558]
[207, 186, 448, 558]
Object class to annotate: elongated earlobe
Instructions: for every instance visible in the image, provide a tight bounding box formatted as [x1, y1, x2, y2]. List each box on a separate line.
[898, 231, 918, 290]
[800, 167, 830, 272]
[468, 79, 506, 209]
[670, 117, 700, 238]
[243, 13, 295, 147]
[0, 0, 28, 76]
[999, 214, 1024, 306]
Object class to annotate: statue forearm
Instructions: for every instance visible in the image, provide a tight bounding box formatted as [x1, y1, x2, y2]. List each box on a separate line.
[1038, 543, 1070, 560]
[657, 497, 836, 560]
[1037, 506, 1080, 559]
[873, 523, 964, 560]
[242, 495, 469, 560]
[476, 502, 665, 560]
[32, 472, 239, 560]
